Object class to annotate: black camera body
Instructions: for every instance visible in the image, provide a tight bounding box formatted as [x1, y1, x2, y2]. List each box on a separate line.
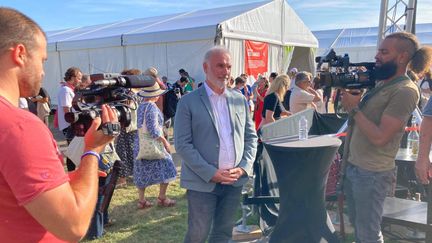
[316, 49, 376, 89]
[65, 73, 155, 136]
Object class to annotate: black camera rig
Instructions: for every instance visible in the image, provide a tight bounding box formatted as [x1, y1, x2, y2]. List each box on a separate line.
[316, 49, 376, 89]
[65, 73, 155, 136]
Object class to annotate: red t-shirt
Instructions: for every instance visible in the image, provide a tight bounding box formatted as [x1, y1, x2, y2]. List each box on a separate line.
[0, 96, 69, 242]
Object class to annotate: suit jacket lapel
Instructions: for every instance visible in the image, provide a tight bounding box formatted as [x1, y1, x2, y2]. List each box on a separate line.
[199, 86, 219, 135]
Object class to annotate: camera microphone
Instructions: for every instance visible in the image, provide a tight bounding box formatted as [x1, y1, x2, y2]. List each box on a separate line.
[91, 74, 155, 88]
[122, 75, 155, 88]
[93, 79, 119, 86]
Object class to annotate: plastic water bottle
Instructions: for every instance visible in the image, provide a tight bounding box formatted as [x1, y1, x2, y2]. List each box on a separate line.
[299, 116, 308, 140]
[407, 116, 419, 156]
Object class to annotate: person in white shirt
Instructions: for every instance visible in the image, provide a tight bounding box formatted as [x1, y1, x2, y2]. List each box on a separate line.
[290, 71, 322, 114]
[174, 46, 257, 243]
[57, 67, 82, 171]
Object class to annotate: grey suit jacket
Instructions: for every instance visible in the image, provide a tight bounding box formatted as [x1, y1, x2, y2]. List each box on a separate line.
[174, 85, 258, 192]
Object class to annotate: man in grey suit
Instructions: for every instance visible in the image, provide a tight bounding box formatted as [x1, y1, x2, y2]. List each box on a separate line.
[174, 46, 257, 243]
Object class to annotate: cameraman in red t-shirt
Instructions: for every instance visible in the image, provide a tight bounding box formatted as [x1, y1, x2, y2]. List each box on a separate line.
[0, 8, 118, 243]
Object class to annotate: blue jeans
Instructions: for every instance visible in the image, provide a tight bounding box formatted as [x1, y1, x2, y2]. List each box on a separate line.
[184, 185, 242, 243]
[344, 163, 396, 243]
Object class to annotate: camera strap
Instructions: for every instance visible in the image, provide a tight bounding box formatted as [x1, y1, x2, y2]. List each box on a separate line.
[358, 75, 409, 109]
[347, 75, 409, 126]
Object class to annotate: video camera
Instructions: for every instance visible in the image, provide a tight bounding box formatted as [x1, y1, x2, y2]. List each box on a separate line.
[315, 49, 376, 89]
[65, 73, 155, 136]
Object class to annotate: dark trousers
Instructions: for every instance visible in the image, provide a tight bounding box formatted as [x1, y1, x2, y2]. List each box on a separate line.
[184, 185, 242, 243]
[62, 126, 76, 171]
[86, 174, 112, 239]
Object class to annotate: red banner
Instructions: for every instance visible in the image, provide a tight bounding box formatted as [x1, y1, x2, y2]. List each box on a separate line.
[244, 40, 268, 79]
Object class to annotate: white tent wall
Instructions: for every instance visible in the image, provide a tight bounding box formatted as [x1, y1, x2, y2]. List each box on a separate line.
[223, 38, 245, 79]
[124, 44, 168, 78]
[124, 39, 213, 84]
[268, 44, 283, 75]
[220, 0, 317, 77]
[165, 39, 214, 83]
[88, 47, 124, 74]
[221, 0, 283, 45]
[289, 47, 316, 75]
[44, 51, 62, 103]
[59, 50, 90, 75]
[282, 3, 317, 47]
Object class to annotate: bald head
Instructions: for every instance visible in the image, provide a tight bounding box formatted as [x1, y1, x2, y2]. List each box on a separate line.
[203, 46, 230, 64]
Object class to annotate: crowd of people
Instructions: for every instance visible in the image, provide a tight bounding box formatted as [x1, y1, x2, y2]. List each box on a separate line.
[4, 6, 432, 243]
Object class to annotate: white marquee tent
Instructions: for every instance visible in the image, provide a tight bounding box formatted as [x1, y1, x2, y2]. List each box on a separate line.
[44, 0, 318, 104]
[313, 23, 432, 63]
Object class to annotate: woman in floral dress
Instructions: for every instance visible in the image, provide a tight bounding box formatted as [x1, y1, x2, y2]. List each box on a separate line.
[133, 82, 177, 209]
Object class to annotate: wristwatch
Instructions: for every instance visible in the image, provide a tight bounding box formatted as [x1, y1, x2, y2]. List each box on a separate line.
[350, 106, 360, 116]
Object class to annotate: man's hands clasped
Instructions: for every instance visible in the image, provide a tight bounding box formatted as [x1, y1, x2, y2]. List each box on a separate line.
[211, 168, 246, 185]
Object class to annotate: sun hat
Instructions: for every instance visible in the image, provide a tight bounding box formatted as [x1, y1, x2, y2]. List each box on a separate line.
[137, 82, 167, 98]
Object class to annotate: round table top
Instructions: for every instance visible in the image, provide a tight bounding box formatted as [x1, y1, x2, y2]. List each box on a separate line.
[263, 135, 342, 148]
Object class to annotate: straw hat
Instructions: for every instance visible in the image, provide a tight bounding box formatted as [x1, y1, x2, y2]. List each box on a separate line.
[137, 82, 167, 98]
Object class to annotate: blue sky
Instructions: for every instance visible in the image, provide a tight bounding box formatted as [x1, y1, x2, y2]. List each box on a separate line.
[1, 0, 431, 31]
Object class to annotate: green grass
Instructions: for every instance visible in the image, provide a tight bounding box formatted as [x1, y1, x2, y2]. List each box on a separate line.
[85, 174, 188, 243]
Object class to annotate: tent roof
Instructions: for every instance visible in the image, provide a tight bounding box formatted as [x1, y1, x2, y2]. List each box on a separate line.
[313, 23, 432, 50]
[46, 0, 317, 51]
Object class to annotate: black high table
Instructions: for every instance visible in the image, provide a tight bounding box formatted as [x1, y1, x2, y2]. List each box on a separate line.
[263, 135, 341, 243]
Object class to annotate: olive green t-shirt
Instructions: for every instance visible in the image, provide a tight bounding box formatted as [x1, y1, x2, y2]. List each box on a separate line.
[348, 76, 419, 171]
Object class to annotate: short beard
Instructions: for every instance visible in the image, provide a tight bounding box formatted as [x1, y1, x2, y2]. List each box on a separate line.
[206, 79, 227, 93]
[375, 60, 398, 80]
[214, 79, 227, 90]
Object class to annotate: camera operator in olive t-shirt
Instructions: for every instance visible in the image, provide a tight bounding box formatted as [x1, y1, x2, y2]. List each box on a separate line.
[340, 32, 432, 243]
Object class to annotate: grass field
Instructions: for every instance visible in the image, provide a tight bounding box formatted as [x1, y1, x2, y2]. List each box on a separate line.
[85, 174, 188, 243]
